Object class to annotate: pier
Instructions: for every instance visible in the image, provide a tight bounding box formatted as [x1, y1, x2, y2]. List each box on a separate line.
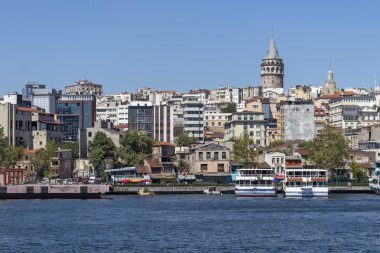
[112, 185, 375, 194]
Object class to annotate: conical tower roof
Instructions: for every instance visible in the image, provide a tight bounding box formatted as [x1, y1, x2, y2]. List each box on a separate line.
[265, 35, 280, 59]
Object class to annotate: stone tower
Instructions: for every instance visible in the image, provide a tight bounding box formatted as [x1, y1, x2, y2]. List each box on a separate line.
[322, 70, 337, 95]
[261, 35, 284, 89]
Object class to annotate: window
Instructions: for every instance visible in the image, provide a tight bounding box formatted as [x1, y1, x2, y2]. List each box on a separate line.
[217, 164, 225, 172]
[198, 152, 203, 160]
[201, 164, 208, 172]
[222, 152, 227, 159]
[88, 132, 92, 137]
[214, 152, 219, 160]
[206, 152, 211, 160]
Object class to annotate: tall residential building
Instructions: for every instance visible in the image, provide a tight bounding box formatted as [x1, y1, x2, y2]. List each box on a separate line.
[128, 101, 154, 138]
[56, 95, 96, 141]
[210, 86, 241, 104]
[64, 80, 103, 96]
[22, 82, 46, 99]
[183, 94, 204, 142]
[280, 101, 315, 141]
[224, 112, 266, 146]
[0, 103, 33, 148]
[261, 35, 284, 89]
[154, 105, 174, 143]
[30, 88, 60, 114]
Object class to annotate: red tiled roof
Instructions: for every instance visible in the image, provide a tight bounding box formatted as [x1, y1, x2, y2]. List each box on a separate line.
[295, 148, 309, 156]
[360, 163, 374, 170]
[154, 141, 175, 147]
[212, 132, 224, 138]
[17, 107, 41, 113]
[23, 149, 38, 155]
[146, 159, 162, 168]
[136, 165, 150, 174]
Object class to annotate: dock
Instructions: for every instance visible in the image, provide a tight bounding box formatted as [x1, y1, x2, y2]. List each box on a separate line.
[112, 186, 235, 194]
[113, 185, 375, 195]
[0, 184, 111, 199]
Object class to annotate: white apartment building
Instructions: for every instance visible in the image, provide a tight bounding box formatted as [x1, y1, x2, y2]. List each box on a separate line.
[182, 94, 204, 142]
[210, 86, 240, 104]
[328, 96, 376, 129]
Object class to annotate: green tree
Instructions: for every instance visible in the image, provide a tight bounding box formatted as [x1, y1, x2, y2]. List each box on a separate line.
[220, 103, 237, 113]
[350, 161, 367, 183]
[268, 140, 284, 148]
[306, 125, 350, 178]
[32, 140, 57, 182]
[2, 146, 23, 167]
[118, 131, 153, 166]
[88, 132, 116, 174]
[177, 159, 190, 175]
[232, 133, 257, 167]
[0, 126, 8, 162]
[176, 133, 198, 148]
[57, 142, 79, 159]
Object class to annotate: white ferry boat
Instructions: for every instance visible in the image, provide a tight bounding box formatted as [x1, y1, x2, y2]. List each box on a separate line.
[369, 168, 380, 194]
[235, 165, 276, 197]
[283, 168, 328, 197]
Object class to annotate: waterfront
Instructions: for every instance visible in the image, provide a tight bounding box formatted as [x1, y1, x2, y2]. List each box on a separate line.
[0, 195, 380, 253]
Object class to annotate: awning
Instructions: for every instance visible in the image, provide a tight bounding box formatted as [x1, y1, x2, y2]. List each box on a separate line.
[177, 175, 196, 180]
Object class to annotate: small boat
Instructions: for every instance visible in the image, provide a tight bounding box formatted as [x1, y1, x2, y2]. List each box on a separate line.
[203, 187, 222, 195]
[369, 168, 380, 194]
[138, 187, 155, 196]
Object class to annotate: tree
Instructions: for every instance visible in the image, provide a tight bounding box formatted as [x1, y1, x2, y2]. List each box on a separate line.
[268, 140, 284, 148]
[31, 140, 57, 182]
[232, 133, 257, 167]
[350, 161, 367, 183]
[0, 126, 8, 162]
[177, 159, 190, 175]
[2, 146, 23, 167]
[220, 103, 237, 113]
[118, 131, 153, 167]
[305, 125, 350, 178]
[57, 142, 79, 159]
[88, 132, 116, 174]
[176, 133, 198, 148]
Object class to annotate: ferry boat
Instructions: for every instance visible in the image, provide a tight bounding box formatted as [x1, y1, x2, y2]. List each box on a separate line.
[283, 168, 328, 197]
[235, 166, 276, 197]
[369, 168, 380, 194]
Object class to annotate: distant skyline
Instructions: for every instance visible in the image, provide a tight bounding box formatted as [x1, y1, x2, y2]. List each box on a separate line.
[0, 0, 379, 95]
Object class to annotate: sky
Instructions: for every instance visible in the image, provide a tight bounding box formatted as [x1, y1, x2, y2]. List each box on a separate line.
[0, 0, 379, 95]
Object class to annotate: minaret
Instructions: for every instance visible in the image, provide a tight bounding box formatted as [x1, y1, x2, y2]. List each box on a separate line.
[261, 35, 284, 89]
[322, 69, 337, 95]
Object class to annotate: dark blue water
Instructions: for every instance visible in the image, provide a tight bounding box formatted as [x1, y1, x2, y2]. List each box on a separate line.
[0, 194, 379, 253]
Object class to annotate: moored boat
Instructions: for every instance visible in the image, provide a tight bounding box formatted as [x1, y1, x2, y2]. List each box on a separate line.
[369, 168, 380, 194]
[137, 187, 155, 196]
[203, 186, 222, 195]
[235, 165, 276, 197]
[283, 168, 328, 197]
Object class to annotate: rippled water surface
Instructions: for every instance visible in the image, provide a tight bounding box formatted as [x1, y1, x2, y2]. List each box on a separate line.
[0, 194, 379, 253]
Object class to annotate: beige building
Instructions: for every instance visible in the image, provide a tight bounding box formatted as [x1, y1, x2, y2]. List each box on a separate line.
[64, 79, 103, 96]
[204, 111, 231, 133]
[224, 112, 266, 146]
[189, 143, 230, 183]
[0, 103, 33, 148]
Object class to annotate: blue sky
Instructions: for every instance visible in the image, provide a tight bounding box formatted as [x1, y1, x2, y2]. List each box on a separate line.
[0, 0, 379, 95]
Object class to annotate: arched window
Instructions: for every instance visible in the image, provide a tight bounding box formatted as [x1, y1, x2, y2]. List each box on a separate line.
[271, 67, 274, 72]
[266, 67, 270, 72]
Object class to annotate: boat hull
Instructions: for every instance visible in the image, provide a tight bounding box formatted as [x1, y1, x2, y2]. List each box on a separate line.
[369, 184, 380, 194]
[283, 187, 328, 197]
[235, 186, 276, 197]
